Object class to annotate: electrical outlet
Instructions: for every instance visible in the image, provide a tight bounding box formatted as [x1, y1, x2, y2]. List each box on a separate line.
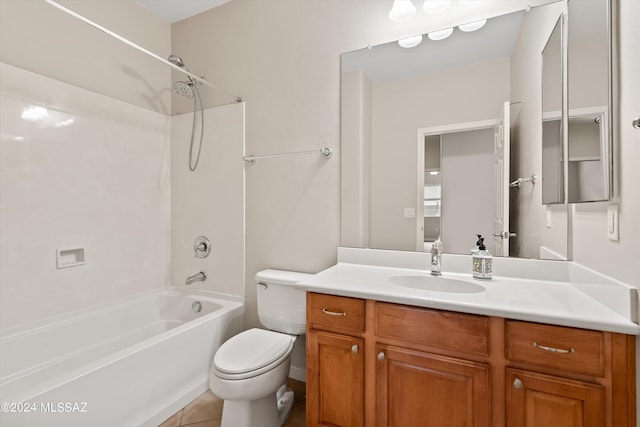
[607, 204, 619, 241]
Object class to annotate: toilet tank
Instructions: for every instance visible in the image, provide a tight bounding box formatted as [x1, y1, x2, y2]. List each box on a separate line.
[255, 269, 311, 335]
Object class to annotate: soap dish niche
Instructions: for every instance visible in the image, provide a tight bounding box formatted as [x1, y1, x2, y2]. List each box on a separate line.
[56, 248, 86, 269]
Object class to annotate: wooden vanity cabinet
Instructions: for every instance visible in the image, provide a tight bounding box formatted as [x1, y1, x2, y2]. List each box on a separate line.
[376, 344, 490, 427]
[374, 302, 491, 427]
[306, 293, 636, 427]
[306, 293, 365, 427]
[504, 320, 636, 427]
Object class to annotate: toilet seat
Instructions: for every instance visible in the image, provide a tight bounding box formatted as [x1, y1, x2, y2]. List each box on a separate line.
[213, 328, 295, 380]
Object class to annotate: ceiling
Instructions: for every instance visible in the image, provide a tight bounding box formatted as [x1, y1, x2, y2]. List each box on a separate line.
[342, 11, 524, 84]
[135, 0, 232, 23]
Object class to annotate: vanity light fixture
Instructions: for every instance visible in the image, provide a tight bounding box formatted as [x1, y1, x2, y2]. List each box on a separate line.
[388, 0, 416, 22]
[458, 19, 487, 32]
[427, 27, 454, 41]
[398, 35, 423, 48]
[423, 0, 451, 14]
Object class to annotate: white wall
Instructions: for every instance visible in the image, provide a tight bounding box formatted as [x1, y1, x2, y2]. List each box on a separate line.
[370, 58, 510, 250]
[341, 69, 372, 249]
[171, 103, 245, 296]
[510, 1, 567, 259]
[0, 62, 171, 329]
[0, 0, 171, 115]
[572, 0, 640, 289]
[441, 128, 495, 254]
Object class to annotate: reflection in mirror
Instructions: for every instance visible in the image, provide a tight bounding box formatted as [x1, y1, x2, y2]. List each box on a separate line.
[341, 1, 569, 259]
[541, 18, 564, 205]
[567, 0, 611, 202]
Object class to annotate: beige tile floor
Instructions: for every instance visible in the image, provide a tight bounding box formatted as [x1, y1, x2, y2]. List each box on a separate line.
[158, 379, 306, 427]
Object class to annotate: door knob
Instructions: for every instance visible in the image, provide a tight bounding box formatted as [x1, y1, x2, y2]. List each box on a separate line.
[377, 351, 385, 361]
[513, 378, 523, 390]
[351, 344, 359, 354]
[493, 231, 516, 239]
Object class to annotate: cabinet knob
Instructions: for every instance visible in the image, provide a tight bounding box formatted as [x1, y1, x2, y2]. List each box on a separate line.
[377, 351, 385, 361]
[513, 378, 523, 390]
[351, 344, 359, 354]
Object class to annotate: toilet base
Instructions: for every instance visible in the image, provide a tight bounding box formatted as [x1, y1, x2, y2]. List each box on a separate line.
[221, 392, 284, 427]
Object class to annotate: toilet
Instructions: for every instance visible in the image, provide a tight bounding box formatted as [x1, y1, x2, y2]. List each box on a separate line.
[209, 269, 310, 427]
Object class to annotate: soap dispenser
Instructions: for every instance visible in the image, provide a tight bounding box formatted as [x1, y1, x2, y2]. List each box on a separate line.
[470, 234, 483, 255]
[472, 237, 492, 280]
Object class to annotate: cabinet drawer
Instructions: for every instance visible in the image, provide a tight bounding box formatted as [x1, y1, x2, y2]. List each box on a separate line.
[375, 303, 490, 357]
[307, 293, 365, 333]
[505, 320, 605, 376]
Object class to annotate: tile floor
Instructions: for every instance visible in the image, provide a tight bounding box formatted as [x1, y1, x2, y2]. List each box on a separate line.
[158, 379, 306, 427]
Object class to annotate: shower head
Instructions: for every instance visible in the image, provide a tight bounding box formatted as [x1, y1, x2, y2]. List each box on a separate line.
[168, 54, 186, 69]
[174, 81, 194, 98]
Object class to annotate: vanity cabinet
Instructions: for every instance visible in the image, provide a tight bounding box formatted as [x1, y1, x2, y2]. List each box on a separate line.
[306, 293, 636, 427]
[506, 368, 605, 427]
[376, 344, 490, 426]
[504, 320, 635, 427]
[306, 293, 365, 427]
[374, 302, 491, 426]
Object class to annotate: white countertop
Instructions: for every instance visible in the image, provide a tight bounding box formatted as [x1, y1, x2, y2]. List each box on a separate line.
[296, 261, 639, 335]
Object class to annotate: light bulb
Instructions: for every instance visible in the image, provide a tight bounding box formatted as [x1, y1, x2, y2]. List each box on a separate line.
[427, 27, 454, 41]
[398, 35, 423, 48]
[389, 0, 416, 22]
[459, 19, 487, 32]
[423, 0, 451, 14]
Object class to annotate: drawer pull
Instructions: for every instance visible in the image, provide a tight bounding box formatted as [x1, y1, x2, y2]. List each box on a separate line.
[533, 342, 575, 354]
[513, 378, 523, 390]
[378, 351, 385, 361]
[352, 344, 359, 354]
[322, 308, 347, 317]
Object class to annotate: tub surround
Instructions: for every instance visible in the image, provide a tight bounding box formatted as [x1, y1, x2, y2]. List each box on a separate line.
[296, 247, 639, 335]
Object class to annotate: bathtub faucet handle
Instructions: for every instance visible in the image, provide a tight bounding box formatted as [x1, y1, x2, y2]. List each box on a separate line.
[193, 236, 211, 258]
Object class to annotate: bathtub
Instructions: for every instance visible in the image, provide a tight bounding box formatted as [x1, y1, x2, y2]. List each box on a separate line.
[0, 287, 244, 427]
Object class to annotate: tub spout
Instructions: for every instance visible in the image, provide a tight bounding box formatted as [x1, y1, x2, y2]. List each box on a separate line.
[186, 271, 206, 285]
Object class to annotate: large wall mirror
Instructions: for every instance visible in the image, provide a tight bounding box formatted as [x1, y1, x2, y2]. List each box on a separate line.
[340, 0, 615, 260]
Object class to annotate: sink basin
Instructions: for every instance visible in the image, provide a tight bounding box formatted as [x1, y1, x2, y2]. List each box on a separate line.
[388, 275, 485, 294]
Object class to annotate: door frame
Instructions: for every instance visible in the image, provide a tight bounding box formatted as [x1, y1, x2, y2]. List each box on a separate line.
[416, 119, 498, 251]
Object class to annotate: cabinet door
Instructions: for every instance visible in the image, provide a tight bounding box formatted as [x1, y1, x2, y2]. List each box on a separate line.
[506, 369, 605, 427]
[376, 345, 490, 427]
[307, 330, 364, 427]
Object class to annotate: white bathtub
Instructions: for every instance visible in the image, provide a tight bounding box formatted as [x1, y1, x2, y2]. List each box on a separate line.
[0, 287, 244, 427]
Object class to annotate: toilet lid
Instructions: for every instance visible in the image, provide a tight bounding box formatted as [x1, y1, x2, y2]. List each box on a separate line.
[214, 328, 294, 376]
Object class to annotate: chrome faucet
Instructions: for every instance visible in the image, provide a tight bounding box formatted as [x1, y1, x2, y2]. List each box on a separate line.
[185, 271, 206, 285]
[430, 240, 443, 276]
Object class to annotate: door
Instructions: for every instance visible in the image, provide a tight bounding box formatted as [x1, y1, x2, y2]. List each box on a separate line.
[493, 101, 511, 256]
[506, 369, 605, 427]
[307, 330, 364, 427]
[376, 344, 490, 427]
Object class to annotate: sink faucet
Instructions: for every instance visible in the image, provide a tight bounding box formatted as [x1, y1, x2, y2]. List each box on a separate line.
[430, 240, 443, 276]
[185, 271, 206, 285]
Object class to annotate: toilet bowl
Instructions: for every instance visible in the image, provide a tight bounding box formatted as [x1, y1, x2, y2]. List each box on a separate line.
[209, 269, 310, 427]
